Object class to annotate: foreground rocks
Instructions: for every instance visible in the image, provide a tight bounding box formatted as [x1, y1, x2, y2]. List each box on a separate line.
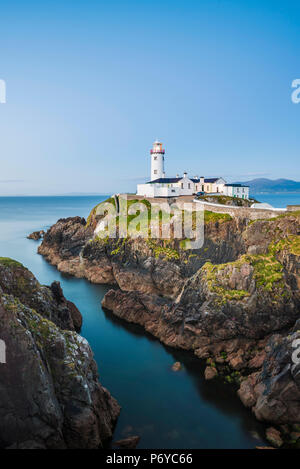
[238, 329, 300, 425]
[113, 436, 140, 449]
[172, 361, 182, 372]
[0, 258, 82, 332]
[37, 198, 300, 447]
[0, 258, 120, 449]
[204, 366, 218, 380]
[265, 427, 283, 448]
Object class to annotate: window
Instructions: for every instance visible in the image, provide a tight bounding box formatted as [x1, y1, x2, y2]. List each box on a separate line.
[181, 183, 183, 189]
[154, 156, 157, 160]
[188, 183, 190, 189]
[154, 170, 157, 174]
[217, 187, 219, 193]
[202, 185, 204, 191]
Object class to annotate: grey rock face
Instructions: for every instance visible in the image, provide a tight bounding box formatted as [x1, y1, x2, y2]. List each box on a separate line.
[0, 259, 120, 449]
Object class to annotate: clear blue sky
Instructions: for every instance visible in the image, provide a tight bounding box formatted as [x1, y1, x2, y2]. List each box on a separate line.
[0, 0, 300, 195]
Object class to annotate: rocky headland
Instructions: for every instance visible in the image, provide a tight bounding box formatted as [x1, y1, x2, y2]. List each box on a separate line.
[0, 257, 120, 449]
[37, 198, 300, 447]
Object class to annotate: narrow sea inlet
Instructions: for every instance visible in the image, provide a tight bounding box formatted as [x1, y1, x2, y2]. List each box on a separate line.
[0, 195, 283, 449]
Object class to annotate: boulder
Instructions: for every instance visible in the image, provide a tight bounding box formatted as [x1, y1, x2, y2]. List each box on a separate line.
[113, 436, 140, 449]
[204, 366, 218, 380]
[172, 362, 182, 372]
[265, 427, 283, 448]
[27, 230, 45, 240]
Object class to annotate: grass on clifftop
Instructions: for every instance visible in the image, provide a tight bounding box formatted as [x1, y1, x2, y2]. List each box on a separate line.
[274, 210, 300, 219]
[197, 195, 257, 206]
[89, 197, 232, 234]
[86, 197, 116, 227]
[0, 258, 24, 268]
[204, 211, 232, 224]
[250, 210, 300, 224]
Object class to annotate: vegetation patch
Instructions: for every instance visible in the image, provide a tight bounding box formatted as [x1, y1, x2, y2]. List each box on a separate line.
[86, 197, 116, 227]
[276, 209, 300, 219]
[202, 262, 250, 302]
[204, 211, 232, 224]
[250, 210, 300, 224]
[197, 195, 258, 207]
[110, 238, 127, 256]
[0, 258, 24, 268]
[247, 254, 283, 291]
[147, 239, 180, 261]
[202, 248, 285, 299]
[269, 235, 300, 257]
[89, 197, 233, 241]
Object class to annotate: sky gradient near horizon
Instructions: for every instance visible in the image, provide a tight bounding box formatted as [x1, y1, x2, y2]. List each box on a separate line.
[0, 0, 300, 195]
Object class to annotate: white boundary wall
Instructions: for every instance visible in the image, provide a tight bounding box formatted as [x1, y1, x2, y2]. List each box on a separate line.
[193, 199, 287, 220]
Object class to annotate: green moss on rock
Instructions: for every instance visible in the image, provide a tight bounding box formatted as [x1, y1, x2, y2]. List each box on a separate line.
[247, 254, 283, 291]
[202, 261, 250, 303]
[202, 248, 285, 301]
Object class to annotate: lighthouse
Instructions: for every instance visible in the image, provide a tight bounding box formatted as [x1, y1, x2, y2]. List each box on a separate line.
[150, 140, 165, 181]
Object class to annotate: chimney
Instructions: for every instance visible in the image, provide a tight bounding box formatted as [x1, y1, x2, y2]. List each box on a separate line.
[176, 173, 179, 178]
[183, 172, 187, 178]
[200, 176, 205, 184]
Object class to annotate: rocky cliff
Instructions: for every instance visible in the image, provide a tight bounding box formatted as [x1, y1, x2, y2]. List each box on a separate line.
[0, 258, 120, 449]
[38, 199, 300, 446]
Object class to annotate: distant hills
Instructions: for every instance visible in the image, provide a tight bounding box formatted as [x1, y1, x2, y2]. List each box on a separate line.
[233, 178, 300, 194]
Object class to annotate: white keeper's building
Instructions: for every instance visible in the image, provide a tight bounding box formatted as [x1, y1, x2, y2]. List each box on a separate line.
[136, 141, 250, 199]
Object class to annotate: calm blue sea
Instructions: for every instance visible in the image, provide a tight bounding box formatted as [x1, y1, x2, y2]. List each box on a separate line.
[1, 194, 293, 449]
[252, 193, 300, 208]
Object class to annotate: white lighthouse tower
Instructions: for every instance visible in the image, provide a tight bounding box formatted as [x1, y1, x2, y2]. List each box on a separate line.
[150, 140, 165, 181]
